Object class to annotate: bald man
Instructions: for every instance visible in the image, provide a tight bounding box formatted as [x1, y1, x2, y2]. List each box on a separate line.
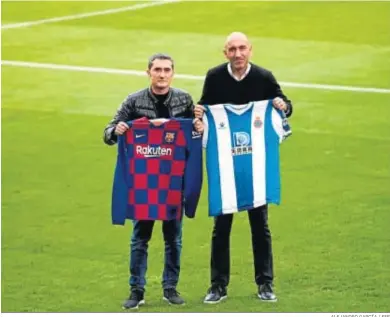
[196, 32, 293, 304]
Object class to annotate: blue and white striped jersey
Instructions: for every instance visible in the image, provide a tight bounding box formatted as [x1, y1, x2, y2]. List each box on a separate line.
[202, 100, 292, 217]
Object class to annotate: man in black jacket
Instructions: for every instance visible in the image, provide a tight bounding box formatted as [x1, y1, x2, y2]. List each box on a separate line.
[104, 53, 194, 309]
[194, 32, 293, 304]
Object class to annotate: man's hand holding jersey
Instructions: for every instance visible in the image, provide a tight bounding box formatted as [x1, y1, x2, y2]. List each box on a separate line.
[193, 118, 204, 134]
[114, 121, 129, 135]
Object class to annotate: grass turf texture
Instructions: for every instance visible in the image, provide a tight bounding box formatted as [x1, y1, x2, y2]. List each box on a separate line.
[2, 1, 390, 312]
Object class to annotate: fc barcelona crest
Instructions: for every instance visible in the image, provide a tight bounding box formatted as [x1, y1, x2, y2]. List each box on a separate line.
[254, 116, 262, 128]
[165, 132, 175, 143]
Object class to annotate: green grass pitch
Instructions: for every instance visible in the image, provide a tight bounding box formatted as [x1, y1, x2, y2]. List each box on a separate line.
[1, 1, 390, 313]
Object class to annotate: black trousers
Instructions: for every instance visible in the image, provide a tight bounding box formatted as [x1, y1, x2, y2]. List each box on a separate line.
[130, 219, 182, 289]
[210, 204, 273, 287]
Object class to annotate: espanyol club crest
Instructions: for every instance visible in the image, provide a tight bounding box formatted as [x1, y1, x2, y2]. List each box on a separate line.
[254, 116, 262, 128]
[164, 132, 175, 143]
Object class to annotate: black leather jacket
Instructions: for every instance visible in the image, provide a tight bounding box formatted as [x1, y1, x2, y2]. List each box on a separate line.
[103, 87, 194, 145]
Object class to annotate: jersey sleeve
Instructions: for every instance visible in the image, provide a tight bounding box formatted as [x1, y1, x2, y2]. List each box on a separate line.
[111, 128, 131, 225]
[271, 107, 292, 143]
[202, 112, 209, 148]
[182, 120, 203, 218]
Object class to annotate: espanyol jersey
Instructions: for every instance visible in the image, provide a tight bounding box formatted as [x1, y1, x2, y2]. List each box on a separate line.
[111, 117, 203, 223]
[202, 100, 291, 217]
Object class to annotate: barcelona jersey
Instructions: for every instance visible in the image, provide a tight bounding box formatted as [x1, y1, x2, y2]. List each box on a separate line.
[111, 117, 203, 223]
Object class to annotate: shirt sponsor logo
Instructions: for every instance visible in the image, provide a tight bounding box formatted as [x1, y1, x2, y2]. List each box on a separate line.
[232, 132, 252, 156]
[136, 145, 172, 158]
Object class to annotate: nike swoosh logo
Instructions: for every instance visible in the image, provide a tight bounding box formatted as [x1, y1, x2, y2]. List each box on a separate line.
[135, 134, 145, 138]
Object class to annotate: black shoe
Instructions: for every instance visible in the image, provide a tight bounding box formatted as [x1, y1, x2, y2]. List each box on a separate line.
[163, 288, 185, 305]
[258, 283, 277, 302]
[122, 288, 145, 309]
[203, 285, 227, 304]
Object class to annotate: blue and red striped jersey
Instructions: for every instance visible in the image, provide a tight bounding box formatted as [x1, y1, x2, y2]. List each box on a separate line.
[111, 117, 203, 223]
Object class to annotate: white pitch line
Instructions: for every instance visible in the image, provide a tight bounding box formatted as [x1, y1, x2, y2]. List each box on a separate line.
[2, 60, 390, 94]
[295, 128, 390, 142]
[1, 0, 179, 30]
